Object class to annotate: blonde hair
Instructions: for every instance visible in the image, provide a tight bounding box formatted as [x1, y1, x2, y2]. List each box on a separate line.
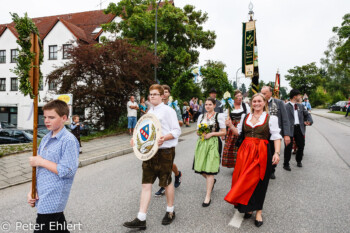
[250, 93, 269, 113]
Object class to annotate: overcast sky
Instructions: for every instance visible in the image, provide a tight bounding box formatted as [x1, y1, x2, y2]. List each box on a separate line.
[1, 0, 349, 91]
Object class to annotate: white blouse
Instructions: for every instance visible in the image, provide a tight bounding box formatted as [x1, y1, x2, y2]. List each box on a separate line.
[224, 103, 250, 118]
[197, 113, 226, 130]
[236, 112, 282, 141]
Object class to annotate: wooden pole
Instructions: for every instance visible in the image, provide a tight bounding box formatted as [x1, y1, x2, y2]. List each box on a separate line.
[29, 33, 40, 200]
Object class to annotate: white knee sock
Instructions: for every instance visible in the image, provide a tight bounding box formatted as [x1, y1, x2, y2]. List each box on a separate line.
[137, 212, 146, 221]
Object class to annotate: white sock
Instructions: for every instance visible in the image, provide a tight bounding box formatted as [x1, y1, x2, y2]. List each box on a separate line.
[137, 212, 146, 221]
[166, 206, 174, 213]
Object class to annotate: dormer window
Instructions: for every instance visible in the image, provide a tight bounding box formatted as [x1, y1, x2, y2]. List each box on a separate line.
[92, 27, 102, 34]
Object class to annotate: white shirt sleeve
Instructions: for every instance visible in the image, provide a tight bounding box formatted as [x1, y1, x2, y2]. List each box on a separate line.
[245, 103, 251, 114]
[197, 114, 203, 129]
[269, 115, 282, 140]
[168, 108, 181, 139]
[236, 113, 246, 135]
[218, 113, 226, 129]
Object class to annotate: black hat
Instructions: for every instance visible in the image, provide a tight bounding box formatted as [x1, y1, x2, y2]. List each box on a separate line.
[209, 88, 217, 94]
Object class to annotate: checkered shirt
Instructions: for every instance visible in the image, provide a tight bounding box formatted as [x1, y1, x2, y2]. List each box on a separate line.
[36, 127, 80, 214]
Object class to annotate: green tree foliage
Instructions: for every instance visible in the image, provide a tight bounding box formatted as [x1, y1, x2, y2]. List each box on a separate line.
[172, 70, 203, 104]
[285, 62, 326, 97]
[309, 86, 332, 107]
[232, 81, 237, 90]
[200, 60, 233, 99]
[240, 83, 247, 94]
[102, 0, 216, 86]
[321, 13, 350, 100]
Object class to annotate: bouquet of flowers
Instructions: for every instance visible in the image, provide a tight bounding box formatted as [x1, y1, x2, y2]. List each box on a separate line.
[221, 91, 234, 117]
[198, 123, 212, 141]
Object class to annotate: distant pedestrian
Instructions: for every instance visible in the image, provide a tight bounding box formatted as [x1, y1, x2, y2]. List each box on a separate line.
[302, 98, 312, 112]
[139, 97, 147, 117]
[198, 99, 203, 114]
[202, 88, 224, 114]
[27, 100, 79, 233]
[127, 95, 139, 135]
[145, 96, 153, 113]
[71, 115, 84, 153]
[345, 97, 350, 117]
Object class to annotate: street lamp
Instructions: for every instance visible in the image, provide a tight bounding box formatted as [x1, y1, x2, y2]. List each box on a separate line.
[154, 0, 162, 82]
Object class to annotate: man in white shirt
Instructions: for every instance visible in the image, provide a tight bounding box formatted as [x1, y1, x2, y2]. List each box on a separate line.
[123, 84, 181, 230]
[127, 95, 139, 135]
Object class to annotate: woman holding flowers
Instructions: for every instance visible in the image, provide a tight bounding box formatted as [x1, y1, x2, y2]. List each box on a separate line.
[224, 93, 281, 227]
[222, 90, 250, 168]
[193, 97, 226, 207]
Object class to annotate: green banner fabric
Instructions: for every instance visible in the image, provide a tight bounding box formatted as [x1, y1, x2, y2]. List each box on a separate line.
[242, 21, 255, 78]
[252, 29, 259, 94]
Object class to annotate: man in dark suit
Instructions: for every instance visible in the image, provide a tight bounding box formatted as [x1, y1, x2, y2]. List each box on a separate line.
[261, 86, 291, 179]
[200, 88, 224, 114]
[283, 89, 313, 171]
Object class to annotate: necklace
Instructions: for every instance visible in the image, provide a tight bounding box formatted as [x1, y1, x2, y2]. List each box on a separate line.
[206, 112, 215, 120]
[252, 113, 262, 120]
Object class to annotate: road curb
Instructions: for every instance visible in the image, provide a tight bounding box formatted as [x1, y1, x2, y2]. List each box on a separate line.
[0, 128, 197, 190]
[311, 112, 350, 128]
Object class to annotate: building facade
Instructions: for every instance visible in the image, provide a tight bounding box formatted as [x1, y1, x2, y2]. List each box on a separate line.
[0, 10, 117, 129]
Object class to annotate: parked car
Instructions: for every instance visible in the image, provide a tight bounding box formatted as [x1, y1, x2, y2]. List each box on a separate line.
[0, 122, 16, 129]
[23, 129, 46, 138]
[329, 101, 347, 112]
[0, 129, 33, 144]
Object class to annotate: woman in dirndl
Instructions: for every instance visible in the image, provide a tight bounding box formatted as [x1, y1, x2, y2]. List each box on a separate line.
[222, 90, 250, 168]
[224, 93, 281, 227]
[193, 97, 226, 207]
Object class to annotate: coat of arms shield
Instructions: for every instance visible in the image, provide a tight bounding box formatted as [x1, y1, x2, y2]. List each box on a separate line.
[133, 113, 162, 161]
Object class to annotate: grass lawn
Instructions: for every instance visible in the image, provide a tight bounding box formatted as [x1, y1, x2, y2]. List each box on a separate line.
[329, 111, 347, 116]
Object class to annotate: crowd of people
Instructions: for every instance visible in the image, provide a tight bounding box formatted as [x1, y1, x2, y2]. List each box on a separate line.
[26, 84, 314, 232]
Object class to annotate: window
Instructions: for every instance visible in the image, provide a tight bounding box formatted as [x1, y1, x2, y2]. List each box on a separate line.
[62, 44, 72, 59]
[11, 49, 18, 63]
[11, 78, 18, 91]
[0, 78, 5, 91]
[0, 50, 5, 63]
[49, 45, 57, 60]
[48, 81, 57, 90]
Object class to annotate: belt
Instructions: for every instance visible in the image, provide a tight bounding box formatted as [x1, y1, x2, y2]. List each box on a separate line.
[159, 147, 175, 150]
[294, 124, 300, 126]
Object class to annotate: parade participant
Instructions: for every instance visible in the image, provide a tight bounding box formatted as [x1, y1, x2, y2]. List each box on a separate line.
[302, 98, 312, 112]
[27, 100, 80, 233]
[194, 97, 226, 207]
[283, 89, 313, 170]
[345, 97, 350, 117]
[139, 97, 147, 116]
[127, 95, 139, 135]
[123, 84, 181, 230]
[70, 115, 84, 154]
[222, 90, 250, 168]
[261, 86, 291, 179]
[154, 85, 183, 197]
[202, 88, 224, 114]
[224, 93, 282, 227]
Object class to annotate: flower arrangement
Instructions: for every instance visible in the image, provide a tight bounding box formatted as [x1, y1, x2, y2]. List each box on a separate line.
[197, 123, 212, 141]
[221, 91, 234, 116]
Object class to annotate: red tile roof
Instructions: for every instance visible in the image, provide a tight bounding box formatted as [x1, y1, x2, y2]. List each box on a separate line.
[0, 1, 174, 43]
[0, 10, 115, 43]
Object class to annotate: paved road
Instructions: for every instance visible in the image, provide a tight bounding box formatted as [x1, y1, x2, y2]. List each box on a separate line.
[0, 115, 349, 232]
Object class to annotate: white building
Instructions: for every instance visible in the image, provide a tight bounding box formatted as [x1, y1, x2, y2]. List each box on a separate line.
[0, 10, 117, 128]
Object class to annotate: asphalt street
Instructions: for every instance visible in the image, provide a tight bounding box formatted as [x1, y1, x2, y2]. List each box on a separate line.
[0, 114, 349, 233]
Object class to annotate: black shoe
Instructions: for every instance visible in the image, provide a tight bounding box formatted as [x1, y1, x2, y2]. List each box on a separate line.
[162, 211, 175, 225]
[255, 220, 263, 227]
[202, 199, 211, 207]
[123, 218, 146, 230]
[155, 187, 165, 197]
[283, 165, 291, 171]
[212, 179, 217, 191]
[297, 162, 303, 167]
[270, 172, 276, 179]
[174, 171, 182, 188]
[243, 213, 252, 219]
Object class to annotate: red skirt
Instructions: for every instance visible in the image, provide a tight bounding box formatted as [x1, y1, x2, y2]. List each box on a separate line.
[224, 137, 270, 210]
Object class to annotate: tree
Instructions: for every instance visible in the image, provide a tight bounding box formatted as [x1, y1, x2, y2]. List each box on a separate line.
[200, 60, 233, 99]
[279, 87, 288, 100]
[46, 39, 156, 128]
[240, 83, 247, 94]
[102, 0, 216, 86]
[232, 81, 237, 90]
[285, 62, 326, 96]
[172, 70, 203, 104]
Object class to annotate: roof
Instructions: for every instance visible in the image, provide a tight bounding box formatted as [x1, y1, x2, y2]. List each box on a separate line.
[0, 10, 115, 43]
[0, 1, 174, 43]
